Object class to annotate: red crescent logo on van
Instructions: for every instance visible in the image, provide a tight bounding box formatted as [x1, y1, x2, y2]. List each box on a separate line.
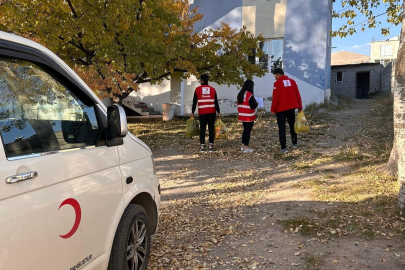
[58, 198, 81, 239]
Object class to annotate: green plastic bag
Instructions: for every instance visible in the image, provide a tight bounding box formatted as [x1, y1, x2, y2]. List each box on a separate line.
[186, 117, 200, 138]
[294, 111, 310, 133]
[214, 119, 228, 140]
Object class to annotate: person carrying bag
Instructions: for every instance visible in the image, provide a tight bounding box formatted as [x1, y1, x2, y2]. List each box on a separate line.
[271, 68, 303, 153]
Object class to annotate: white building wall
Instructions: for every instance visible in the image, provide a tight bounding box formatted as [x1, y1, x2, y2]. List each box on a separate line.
[185, 0, 284, 114]
[182, 75, 275, 115]
[129, 79, 171, 113]
[130, 0, 332, 115]
[282, 0, 332, 106]
[370, 38, 400, 63]
[181, 72, 323, 115]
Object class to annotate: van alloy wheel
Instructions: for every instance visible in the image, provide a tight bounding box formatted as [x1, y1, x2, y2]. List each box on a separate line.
[108, 205, 151, 270]
[127, 219, 147, 270]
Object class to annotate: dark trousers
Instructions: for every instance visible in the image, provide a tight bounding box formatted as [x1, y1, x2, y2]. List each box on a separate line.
[242, 121, 254, 146]
[199, 113, 216, 144]
[276, 109, 297, 149]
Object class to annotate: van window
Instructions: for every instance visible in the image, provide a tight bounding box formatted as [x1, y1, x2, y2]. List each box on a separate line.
[0, 56, 101, 158]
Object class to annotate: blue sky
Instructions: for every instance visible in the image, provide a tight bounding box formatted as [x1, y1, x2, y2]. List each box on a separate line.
[332, 1, 401, 56]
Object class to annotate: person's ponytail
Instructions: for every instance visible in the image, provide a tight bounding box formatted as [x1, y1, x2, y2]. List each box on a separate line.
[237, 79, 254, 104]
[237, 89, 246, 104]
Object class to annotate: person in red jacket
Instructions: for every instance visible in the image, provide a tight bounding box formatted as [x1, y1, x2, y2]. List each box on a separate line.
[191, 74, 221, 152]
[271, 68, 302, 153]
[237, 79, 258, 153]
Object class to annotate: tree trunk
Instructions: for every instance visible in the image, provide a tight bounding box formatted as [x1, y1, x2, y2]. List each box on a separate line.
[384, 139, 398, 175]
[396, 1, 405, 209]
[114, 92, 129, 106]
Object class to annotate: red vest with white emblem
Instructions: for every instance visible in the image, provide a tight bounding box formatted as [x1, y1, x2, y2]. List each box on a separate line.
[195, 85, 217, 115]
[237, 91, 256, 122]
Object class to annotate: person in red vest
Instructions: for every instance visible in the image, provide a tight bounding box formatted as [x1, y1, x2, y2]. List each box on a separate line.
[191, 74, 221, 152]
[237, 79, 258, 153]
[271, 68, 302, 153]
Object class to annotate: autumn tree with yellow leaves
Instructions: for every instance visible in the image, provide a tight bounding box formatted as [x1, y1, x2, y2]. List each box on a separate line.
[0, 0, 267, 102]
[332, 0, 402, 37]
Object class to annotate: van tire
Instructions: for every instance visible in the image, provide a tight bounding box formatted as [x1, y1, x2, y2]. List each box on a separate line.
[108, 205, 151, 270]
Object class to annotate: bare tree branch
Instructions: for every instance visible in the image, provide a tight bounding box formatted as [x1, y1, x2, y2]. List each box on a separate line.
[66, 0, 78, 18]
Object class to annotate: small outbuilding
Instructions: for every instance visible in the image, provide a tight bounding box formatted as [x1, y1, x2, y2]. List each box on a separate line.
[331, 62, 382, 99]
[330, 51, 382, 99]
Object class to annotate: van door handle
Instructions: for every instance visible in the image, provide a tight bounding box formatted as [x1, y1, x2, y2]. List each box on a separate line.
[6, 171, 38, 184]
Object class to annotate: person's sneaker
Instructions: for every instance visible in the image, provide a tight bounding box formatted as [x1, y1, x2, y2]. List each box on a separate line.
[199, 144, 205, 152]
[208, 144, 214, 152]
[279, 148, 288, 154]
[243, 148, 254, 153]
[293, 144, 298, 149]
[241, 147, 244, 151]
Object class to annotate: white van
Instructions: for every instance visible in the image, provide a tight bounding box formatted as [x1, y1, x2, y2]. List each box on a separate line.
[0, 31, 160, 270]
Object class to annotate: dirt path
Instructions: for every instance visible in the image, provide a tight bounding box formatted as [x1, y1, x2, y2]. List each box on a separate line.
[148, 98, 405, 270]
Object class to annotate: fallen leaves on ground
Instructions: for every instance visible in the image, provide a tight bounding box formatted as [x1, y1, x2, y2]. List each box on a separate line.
[132, 95, 405, 269]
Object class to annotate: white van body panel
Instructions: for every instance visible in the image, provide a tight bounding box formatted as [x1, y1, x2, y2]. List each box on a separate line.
[119, 136, 158, 206]
[0, 144, 124, 269]
[0, 31, 160, 269]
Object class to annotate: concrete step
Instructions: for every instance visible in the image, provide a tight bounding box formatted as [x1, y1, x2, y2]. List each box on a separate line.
[149, 111, 162, 115]
[141, 107, 155, 113]
[122, 103, 149, 116]
[131, 107, 149, 116]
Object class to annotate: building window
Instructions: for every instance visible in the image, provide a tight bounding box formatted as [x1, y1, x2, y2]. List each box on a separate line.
[249, 39, 283, 71]
[380, 45, 393, 56]
[258, 41, 269, 70]
[336, 71, 343, 83]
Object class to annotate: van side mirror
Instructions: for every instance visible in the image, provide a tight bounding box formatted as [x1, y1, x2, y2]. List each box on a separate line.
[107, 105, 128, 140]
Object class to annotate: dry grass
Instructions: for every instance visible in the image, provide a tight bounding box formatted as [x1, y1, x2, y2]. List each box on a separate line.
[134, 94, 403, 254]
[282, 94, 405, 239]
[303, 254, 325, 270]
[305, 94, 353, 116]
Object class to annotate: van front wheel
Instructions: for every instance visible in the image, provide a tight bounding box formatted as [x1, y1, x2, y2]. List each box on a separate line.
[108, 205, 151, 270]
